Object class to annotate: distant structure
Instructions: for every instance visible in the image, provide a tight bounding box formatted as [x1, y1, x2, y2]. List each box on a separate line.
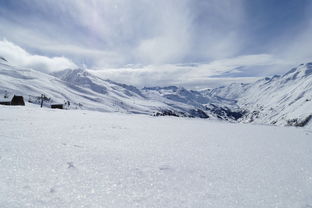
[0, 95, 25, 106]
[50, 103, 64, 109]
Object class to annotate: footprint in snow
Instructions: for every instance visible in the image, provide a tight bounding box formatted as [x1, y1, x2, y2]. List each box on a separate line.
[111, 125, 126, 130]
[67, 162, 75, 169]
[49, 188, 56, 193]
[159, 165, 173, 172]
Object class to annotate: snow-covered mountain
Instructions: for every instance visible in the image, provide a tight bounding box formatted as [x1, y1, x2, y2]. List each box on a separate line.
[142, 86, 243, 120]
[204, 63, 312, 127]
[0, 59, 242, 119]
[0, 61, 164, 113]
[1, 57, 312, 127]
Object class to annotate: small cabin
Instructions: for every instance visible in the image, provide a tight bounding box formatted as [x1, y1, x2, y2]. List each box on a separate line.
[0, 95, 25, 106]
[51, 103, 64, 109]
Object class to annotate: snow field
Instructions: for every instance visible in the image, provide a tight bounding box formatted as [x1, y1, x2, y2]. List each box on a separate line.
[1, 106, 312, 207]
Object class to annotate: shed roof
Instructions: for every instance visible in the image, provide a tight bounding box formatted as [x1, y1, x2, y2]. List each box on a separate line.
[0, 95, 13, 102]
[0, 95, 24, 103]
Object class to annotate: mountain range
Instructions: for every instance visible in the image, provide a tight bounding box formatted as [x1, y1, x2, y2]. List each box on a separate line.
[0, 57, 311, 128]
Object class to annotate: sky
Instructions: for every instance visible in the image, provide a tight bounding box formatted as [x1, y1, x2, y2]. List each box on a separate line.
[0, 0, 312, 89]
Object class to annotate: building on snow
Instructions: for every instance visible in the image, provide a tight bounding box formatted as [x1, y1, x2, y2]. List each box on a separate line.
[0, 95, 25, 106]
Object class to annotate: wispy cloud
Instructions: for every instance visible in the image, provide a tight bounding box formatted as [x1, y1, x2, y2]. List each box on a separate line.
[90, 54, 286, 89]
[0, 0, 247, 67]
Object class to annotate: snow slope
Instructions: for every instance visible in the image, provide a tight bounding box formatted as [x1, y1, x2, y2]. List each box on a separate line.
[1, 106, 312, 207]
[204, 63, 312, 127]
[0, 62, 171, 114]
[141, 86, 243, 119]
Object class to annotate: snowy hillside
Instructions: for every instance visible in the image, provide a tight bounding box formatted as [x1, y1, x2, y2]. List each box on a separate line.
[0, 61, 180, 114]
[0, 63, 160, 112]
[203, 83, 251, 101]
[52, 68, 243, 119]
[141, 86, 243, 120]
[205, 63, 312, 127]
[1, 106, 312, 207]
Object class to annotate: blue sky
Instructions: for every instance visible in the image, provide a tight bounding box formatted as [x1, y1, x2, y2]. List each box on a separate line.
[0, 0, 311, 88]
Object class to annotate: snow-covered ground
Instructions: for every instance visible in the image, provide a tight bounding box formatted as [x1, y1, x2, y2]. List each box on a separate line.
[1, 106, 312, 208]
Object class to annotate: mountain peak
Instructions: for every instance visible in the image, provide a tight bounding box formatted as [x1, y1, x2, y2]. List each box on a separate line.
[52, 68, 91, 81]
[304, 62, 312, 76]
[282, 62, 312, 80]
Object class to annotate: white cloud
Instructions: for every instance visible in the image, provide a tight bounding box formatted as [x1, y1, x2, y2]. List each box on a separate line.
[0, 40, 77, 72]
[90, 54, 285, 89]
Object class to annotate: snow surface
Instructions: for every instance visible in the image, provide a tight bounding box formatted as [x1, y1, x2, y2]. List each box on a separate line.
[1, 106, 312, 207]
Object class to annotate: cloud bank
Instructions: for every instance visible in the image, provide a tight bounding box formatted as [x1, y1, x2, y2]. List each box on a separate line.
[0, 40, 77, 72]
[91, 54, 287, 89]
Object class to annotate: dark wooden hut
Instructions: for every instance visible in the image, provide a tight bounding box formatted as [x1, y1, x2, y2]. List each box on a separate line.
[51, 103, 64, 109]
[0, 95, 25, 106]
